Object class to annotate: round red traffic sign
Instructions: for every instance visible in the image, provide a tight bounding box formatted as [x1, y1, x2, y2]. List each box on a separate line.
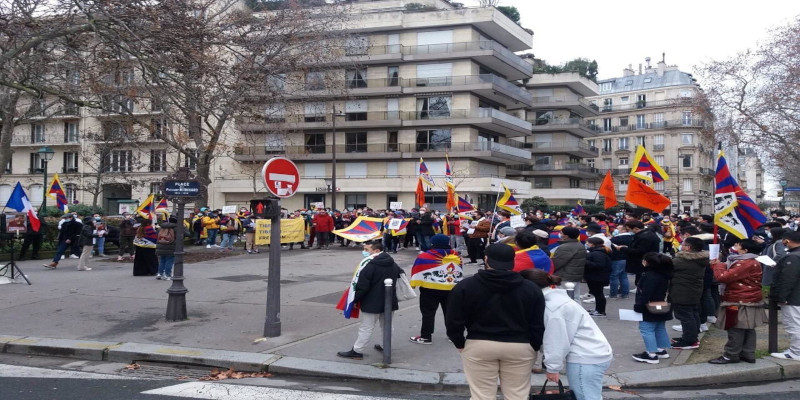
[262, 157, 300, 198]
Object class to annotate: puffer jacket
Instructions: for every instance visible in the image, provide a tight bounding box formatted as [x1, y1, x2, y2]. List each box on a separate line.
[551, 239, 586, 282]
[712, 258, 763, 304]
[669, 250, 709, 305]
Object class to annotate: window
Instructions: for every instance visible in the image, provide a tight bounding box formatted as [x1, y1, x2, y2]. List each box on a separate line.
[345, 100, 368, 121]
[683, 178, 693, 192]
[386, 98, 399, 120]
[4, 159, 11, 173]
[654, 181, 665, 191]
[267, 74, 286, 93]
[305, 133, 325, 153]
[637, 94, 646, 108]
[600, 82, 612, 92]
[64, 122, 78, 143]
[346, 68, 367, 89]
[387, 66, 399, 87]
[587, 158, 595, 168]
[535, 177, 552, 189]
[534, 155, 552, 166]
[31, 124, 45, 143]
[625, 80, 633, 86]
[682, 155, 693, 168]
[304, 193, 325, 209]
[602, 98, 612, 112]
[105, 96, 134, 113]
[345, 132, 367, 153]
[681, 133, 694, 145]
[587, 139, 596, 148]
[416, 63, 453, 86]
[387, 131, 398, 152]
[265, 103, 286, 123]
[569, 178, 581, 188]
[620, 179, 629, 190]
[65, 183, 77, 203]
[151, 118, 167, 139]
[183, 150, 197, 170]
[636, 115, 645, 129]
[345, 193, 367, 209]
[620, 96, 630, 103]
[149, 149, 167, 172]
[416, 129, 451, 151]
[619, 116, 629, 127]
[66, 70, 80, 86]
[386, 162, 398, 177]
[304, 102, 325, 122]
[416, 96, 451, 119]
[305, 71, 325, 90]
[619, 158, 629, 166]
[386, 193, 398, 209]
[602, 139, 612, 152]
[682, 111, 693, 125]
[104, 150, 134, 172]
[603, 159, 612, 169]
[150, 182, 161, 195]
[618, 137, 629, 150]
[636, 136, 645, 147]
[655, 155, 665, 166]
[151, 97, 163, 112]
[653, 134, 665, 149]
[535, 111, 554, 125]
[345, 35, 369, 55]
[644, 77, 652, 83]
[653, 112, 664, 126]
[29, 153, 44, 173]
[63, 152, 78, 173]
[103, 121, 129, 141]
[603, 118, 612, 132]
[264, 131, 285, 153]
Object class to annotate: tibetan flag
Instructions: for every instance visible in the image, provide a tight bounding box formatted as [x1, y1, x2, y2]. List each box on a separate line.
[714, 151, 767, 239]
[136, 194, 156, 219]
[496, 184, 521, 215]
[415, 178, 426, 207]
[445, 155, 456, 212]
[548, 226, 563, 252]
[513, 245, 554, 273]
[391, 218, 411, 236]
[598, 170, 618, 209]
[410, 249, 463, 290]
[335, 255, 375, 319]
[332, 216, 384, 242]
[6, 182, 40, 232]
[47, 173, 69, 213]
[419, 158, 435, 187]
[625, 178, 671, 212]
[630, 145, 669, 183]
[458, 196, 475, 214]
[578, 228, 589, 243]
[156, 198, 169, 211]
[571, 200, 586, 216]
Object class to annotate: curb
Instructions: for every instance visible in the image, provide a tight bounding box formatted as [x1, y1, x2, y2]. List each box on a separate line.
[3, 335, 800, 388]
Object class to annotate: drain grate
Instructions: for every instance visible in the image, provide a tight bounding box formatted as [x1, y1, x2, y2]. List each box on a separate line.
[211, 274, 267, 282]
[119, 362, 216, 380]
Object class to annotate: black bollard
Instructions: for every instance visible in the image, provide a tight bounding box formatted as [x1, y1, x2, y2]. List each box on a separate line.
[769, 298, 779, 353]
[383, 278, 393, 365]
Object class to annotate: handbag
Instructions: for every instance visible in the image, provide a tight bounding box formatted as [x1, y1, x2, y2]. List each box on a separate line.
[530, 379, 577, 400]
[396, 273, 417, 301]
[646, 301, 671, 314]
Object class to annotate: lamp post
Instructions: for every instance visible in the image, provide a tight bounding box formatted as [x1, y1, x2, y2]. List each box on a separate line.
[330, 105, 344, 211]
[37, 146, 55, 212]
[780, 179, 788, 211]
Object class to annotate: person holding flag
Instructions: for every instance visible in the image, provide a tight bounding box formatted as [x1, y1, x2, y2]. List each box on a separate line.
[445, 155, 457, 212]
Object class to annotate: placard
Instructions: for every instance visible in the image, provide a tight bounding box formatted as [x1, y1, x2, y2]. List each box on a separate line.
[387, 218, 403, 230]
[619, 309, 643, 322]
[708, 244, 720, 261]
[254, 219, 306, 245]
[509, 215, 525, 228]
[5, 213, 26, 233]
[310, 202, 325, 210]
[389, 202, 402, 210]
[118, 203, 136, 215]
[221, 205, 237, 214]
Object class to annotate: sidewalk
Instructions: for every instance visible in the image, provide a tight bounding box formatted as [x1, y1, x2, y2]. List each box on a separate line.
[1, 245, 798, 388]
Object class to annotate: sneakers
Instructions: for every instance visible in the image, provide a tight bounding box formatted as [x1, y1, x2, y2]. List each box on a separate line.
[409, 336, 432, 345]
[632, 352, 659, 364]
[156, 274, 162, 280]
[655, 349, 670, 359]
[672, 324, 683, 332]
[671, 339, 700, 350]
[771, 352, 800, 361]
[700, 323, 709, 332]
[77, 267, 92, 271]
[582, 297, 596, 304]
[69, 254, 80, 259]
[163, 276, 172, 281]
[579, 293, 593, 300]
[43, 263, 58, 269]
[336, 349, 364, 360]
[206, 244, 211, 249]
[588, 310, 607, 317]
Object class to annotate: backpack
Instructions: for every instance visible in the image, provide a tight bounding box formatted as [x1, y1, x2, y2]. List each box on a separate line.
[157, 227, 176, 245]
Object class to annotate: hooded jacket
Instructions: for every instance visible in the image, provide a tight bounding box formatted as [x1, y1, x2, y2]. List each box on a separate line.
[625, 229, 661, 274]
[669, 250, 709, 305]
[551, 238, 586, 282]
[78, 218, 96, 247]
[445, 269, 545, 350]
[770, 246, 800, 306]
[542, 288, 613, 373]
[584, 246, 611, 283]
[353, 252, 404, 313]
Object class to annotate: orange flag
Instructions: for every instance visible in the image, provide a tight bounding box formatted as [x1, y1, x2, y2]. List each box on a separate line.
[625, 178, 671, 212]
[415, 178, 426, 207]
[598, 170, 618, 209]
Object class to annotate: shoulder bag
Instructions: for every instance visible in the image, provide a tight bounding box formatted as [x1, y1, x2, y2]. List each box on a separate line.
[530, 379, 576, 400]
[396, 273, 417, 301]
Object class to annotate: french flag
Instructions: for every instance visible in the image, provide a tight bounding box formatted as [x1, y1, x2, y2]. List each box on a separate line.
[6, 182, 40, 232]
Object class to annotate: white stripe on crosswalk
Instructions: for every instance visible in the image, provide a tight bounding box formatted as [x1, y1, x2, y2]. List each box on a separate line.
[0, 364, 137, 380]
[141, 382, 405, 399]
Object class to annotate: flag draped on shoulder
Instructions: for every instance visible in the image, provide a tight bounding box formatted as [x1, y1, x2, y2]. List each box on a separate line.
[630, 145, 669, 183]
[335, 255, 375, 319]
[6, 182, 40, 232]
[625, 178, 671, 212]
[514, 245, 554, 273]
[598, 170, 618, 209]
[496, 184, 521, 215]
[137, 194, 156, 219]
[47, 173, 69, 213]
[445, 155, 456, 212]
[410, 249, 463, 290]
[713, 151, 766, 239]
[419, 158, 435, 187]
[332, 216, 384, 242]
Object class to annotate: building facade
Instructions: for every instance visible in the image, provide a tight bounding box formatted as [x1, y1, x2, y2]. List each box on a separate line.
[737, 148, 765, 204]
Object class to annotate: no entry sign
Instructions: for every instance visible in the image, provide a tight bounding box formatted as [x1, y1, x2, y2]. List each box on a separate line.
[262, 157, 300, 198]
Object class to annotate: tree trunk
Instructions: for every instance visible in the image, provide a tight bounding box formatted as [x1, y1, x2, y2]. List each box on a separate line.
[0, 92, 20, 179]
[195, 161, 211, 208]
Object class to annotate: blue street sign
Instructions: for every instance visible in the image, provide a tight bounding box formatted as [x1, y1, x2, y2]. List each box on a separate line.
[786, 187, 800, 192]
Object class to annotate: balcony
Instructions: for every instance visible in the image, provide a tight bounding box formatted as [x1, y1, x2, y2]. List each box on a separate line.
[506, 163, 603, 179]
[238, 111, 403, 131]
[62, 167, 79, 174]
[402, 108, 532, 137]
[598, 98, 694, 113]
[290, 78, 403, 98]
[402, 40, 532, 80]
[599, 119, 707, 134]
[699, 167, 715, 176]
[403, 74, 532, 109]
[530, 118, 598, 138]
[526, 141, 598, 158]
[232, 141, 531, 164]
[337, 44, 403, 65]
[526, 73, 599, 97]
[11, 136, 81, 147]
[531, 96, 600, 116]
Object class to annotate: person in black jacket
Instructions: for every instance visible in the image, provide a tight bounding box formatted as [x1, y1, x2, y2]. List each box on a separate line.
[609, 224, 635, 299]
[616, 220, 661, 287]
[43, 214, 83, 269]
[632, 252, 674, 364]
[445, 243, 545, 400]
[415, 207, 435, 252]
[669, 237, 709, 349]
[18, 216, 42, 260]
[585, 237, 611, 317]
[77, 217, 96, 271]
[337, 242, 404, 360]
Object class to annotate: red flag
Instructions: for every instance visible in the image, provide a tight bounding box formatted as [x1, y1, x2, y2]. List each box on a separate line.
[415, 178, 426, 207]
[598, 170, 618, 209]
[624, 178, 671, 212]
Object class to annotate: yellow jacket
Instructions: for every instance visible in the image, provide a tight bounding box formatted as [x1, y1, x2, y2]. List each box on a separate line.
[202, 216, 220, 230]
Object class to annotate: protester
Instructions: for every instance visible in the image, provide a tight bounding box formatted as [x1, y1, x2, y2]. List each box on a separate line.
[762, 227, 788, 288]
[43, 214, 82, 269]
[155, 217, 178, 280]
[202, 211, 220, 248]
[584, 237, 611, 317]
[92, 213, 108, 257]
[708, 239, 766, 364]
[770, 230, 800, 360]
[408, 234, 463, 345]
[312, 210, 335, 249]
[415, 207, 435, 252]
[77, 217, 96, 271]
[18, 215, 42, 260]
[495, 226, 517, 247]
[133, 219, 158, 276]
[617, 220, 661, 287]
[445, 243, 545, 400]
[466, 211, 491, 265]
[669, 237, 709, 349]
[242, 213, 259, 254]
[551, 226, 586, 301]
[609, 224, 634, 299]
[512, 231, 553, 273]
[632, 252, 674, 364]
[522, 269, 613, 400]
[219, 213, 241, 252]
[117, 212, 137, 261]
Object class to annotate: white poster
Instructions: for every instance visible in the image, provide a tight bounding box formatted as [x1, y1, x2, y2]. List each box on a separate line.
[708, 244, 720, 261]
[221, 205, 237, 214]
[118, 203, 136, 215]
[310, 202, 325, 210]
[388, 218, 403, 230]
[509, 215, 525, 228]
[389, 202, 403, 210]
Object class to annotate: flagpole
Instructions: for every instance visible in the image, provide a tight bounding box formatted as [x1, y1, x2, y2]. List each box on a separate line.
[487, 182, 504, 248]
[713, 143, 720, 245]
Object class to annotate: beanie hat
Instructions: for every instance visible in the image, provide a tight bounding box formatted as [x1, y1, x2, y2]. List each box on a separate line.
[430, 234, 450, 248]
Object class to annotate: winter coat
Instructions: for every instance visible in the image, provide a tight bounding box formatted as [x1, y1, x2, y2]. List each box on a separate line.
[445, 269, 545, 350]
[669, 250, 709, 305]
[770, 246, 800, 306]
[119, 218, 137, 237]
[416, 212, 435, 236]
[762, 241, 788, 286]
[584, 247, 611, 284]
[633, 268, 673, 322]
[551, 239, 586, 282]
[78, 222, 96, 247]
[202, 216, 220, 230]
[155, 222, 177, 256]
[220, 217, 241, 234]
[353, 252, 404, 314]
[242, 217, 256, 234]
[312, 213, 335, 233]
[469, 219, 492, 239]
[625, 229, 661, 275]
[712, 257, 763, 304]
[610, 233, 633, 261]
[59, 219, 82, 242]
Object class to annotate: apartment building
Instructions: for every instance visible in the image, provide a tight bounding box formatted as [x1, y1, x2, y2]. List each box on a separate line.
[737, 148, 765, 203]
[587, 59, 714, 215]
[506, 71, 601, 205]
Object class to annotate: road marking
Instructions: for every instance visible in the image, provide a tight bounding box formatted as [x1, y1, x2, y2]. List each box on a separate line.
[0, 364, 137, 380]
[141, 382, 404, 399]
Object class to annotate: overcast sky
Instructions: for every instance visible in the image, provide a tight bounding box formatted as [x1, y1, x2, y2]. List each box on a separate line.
[465, 0, 800, 80]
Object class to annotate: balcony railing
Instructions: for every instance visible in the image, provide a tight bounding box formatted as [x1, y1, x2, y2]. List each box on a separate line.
[402, 40, 530, 73]
[508, 163, 601, 173]
[11, 136, 80, 145]
[402, 107, 529, 126]
[526, 141, 598, 153]
[598, 119, 706, 133]
[599, 98, 694, 112]
[532, 96, 599, 112]
[532, 117, 598, 131]
[235, 141, 531, 159]
[344, 44, 402, 57]
[403, 74, 532, 101]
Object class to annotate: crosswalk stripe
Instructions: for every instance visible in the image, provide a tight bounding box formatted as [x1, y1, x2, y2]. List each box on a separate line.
[0, 364, 137, 380]
[141, 382, 404, 399]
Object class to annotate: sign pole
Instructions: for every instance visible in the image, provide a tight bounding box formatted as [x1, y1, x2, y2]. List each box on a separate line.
[166, 199, 188, 321]
[264, 200, 282, 337]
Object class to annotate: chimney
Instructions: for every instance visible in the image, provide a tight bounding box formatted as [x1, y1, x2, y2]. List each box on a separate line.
[639, 63, 642, 75]
[623, 64, 634, 77]
[645, 57, 651, 69]
[656, 60, 666, 77]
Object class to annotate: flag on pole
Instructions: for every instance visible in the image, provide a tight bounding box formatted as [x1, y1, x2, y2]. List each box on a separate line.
[136, 194, 156, 219]
[156, 197, 169, 211]
[630, 145, 669, 183]
[6, 182, 40, 232]
[496, 184, 521, 215]
[47, 173, 69, 213]
[419, 158, 435, 187]
[713, 151, 766, 239]
[415, 178, 426, 207]
[445, 155, 456, 212]
[571, 200, 586, 216]
[457, 196, 475, 214]
[597, 170, 618, 209]
[624, 178, 671, 212]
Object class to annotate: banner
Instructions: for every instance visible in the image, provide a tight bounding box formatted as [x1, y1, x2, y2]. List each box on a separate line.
[333, 216, 384, 242]
[254, 218, 306, 245]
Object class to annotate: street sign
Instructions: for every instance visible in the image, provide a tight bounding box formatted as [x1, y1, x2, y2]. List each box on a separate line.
[785, 187, 800, 192]
[163, 180, 201, 197]
[262, 157, 300, 198]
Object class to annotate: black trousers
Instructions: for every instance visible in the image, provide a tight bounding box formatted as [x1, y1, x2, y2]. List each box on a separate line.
[467, 237, 485, 263]
[404, 231, 416, 248]
[673, 304, 701, 343]
[419, 287, 450, 339]
[19, 234, 42, 258]
[586, 280, 607, 314]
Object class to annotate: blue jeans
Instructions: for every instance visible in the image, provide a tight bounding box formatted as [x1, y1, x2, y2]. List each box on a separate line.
[207, 229, 218, 245]
[52, 240, 69, 262]
[566, 360, 611, 400]
[158, 255, 175, 277]
[220, 233, 236, 249]
[639, 320, 670, 353]
[415, 232, 432, 252]
[609, 260, 629, 297]
[95, 237, 105, 255]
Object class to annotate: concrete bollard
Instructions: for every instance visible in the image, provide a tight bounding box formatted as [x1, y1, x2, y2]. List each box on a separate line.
[383, 278, 393, 365]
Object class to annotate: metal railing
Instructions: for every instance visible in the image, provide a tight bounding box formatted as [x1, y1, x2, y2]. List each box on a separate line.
[599, 119, 706, 133]
[599, 98, 694, 112]
[532, 96, 599, 111]
[402, 108, 530, 128]
[531, 117, 598, 131]
[526, 141, 598, 153]
[235, 141, 531, 159]
[403, 74, 531, 100]
[507, 163, 601, 173]
[11, 136, 80, 145]
[402, 40, 530, 72]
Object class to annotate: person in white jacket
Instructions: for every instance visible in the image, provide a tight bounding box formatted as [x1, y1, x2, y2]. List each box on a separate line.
[521, 269, 613, 400]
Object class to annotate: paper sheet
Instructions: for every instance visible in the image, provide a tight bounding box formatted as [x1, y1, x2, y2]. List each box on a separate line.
[756, 255, 777, 267]
[619, 309, 643, 322]
[708, 244, 720, 261]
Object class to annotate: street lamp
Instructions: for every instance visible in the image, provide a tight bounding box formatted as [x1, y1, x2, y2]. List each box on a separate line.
[37, 146, 55, 212]
[330, 105, 344, 211]
[780, 179, 788, 211]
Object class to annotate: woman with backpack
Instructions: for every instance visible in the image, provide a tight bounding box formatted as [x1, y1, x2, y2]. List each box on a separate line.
[133, 218, 158, 276]
[156, 217, 178, 280]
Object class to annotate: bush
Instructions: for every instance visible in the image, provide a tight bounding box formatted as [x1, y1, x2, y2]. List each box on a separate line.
[68, 204, 107, 217]
[497, 6, 520, 23]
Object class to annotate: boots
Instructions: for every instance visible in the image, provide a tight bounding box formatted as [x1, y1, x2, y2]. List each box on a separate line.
[43, 262, 58, 269]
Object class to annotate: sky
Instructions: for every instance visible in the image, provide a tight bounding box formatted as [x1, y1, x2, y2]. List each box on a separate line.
[465, 0, 800, 80]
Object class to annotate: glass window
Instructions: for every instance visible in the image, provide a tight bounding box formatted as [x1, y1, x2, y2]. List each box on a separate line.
[636, 115, 646, 129]
[535, 111, 554, 125]
[416, 96, 451, 119]
[619, 116, 629, 127]
[682, 111, 693, 125]
[587, 140, 596, 148]
[63, 152, 79, 173]
[637, 94, 646, 107]
[587, 158, 595, 168]
[65, 183, 77, 203]
[344, 100, 368, 121]
[345, 132, 367, 153]
[655, 155, 665, 166]
[304, 102, 325, 122]
[535, 177, 552, 189]
[4, 159, 11, 173]
[265, 103, 286, 123]
[149, 149, 167, 172]
[600, 82, 612, 92]
[619, 158, 629, 166]
[150, 182, 161, 195]
[682, 155, 693, 168]
[29, 153, 44, 172]
[618, 137, 629, 150]
[387, 66, 399, 87]
[534, 155, 552, 166]
[268, 74, 286, 93]
[636, 136, 645, 146]
[415, 129, 451, 151]
[682, 133, 694, 145]
[104, 150, 133, 172]
[603, 118, 612, 132]
[346, 68, 367, 89]
[683, 178, 693, 191]
[305, 71, 325, 90]
[603, 159, 612, 169]
[654, 181, 665, 191]
[31, 124, 45, 143]
[345, 35, 369, 55]
[184, 150, 197, 170]
[569, 178, 581, 188]
[387, 131, 398, 152]
[654, 134, 665, 146]
[64, 122, 79, 143]
[305, 133, 325, 154]
[602, 139, 612, 152]
[345, 193, 367, 209]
